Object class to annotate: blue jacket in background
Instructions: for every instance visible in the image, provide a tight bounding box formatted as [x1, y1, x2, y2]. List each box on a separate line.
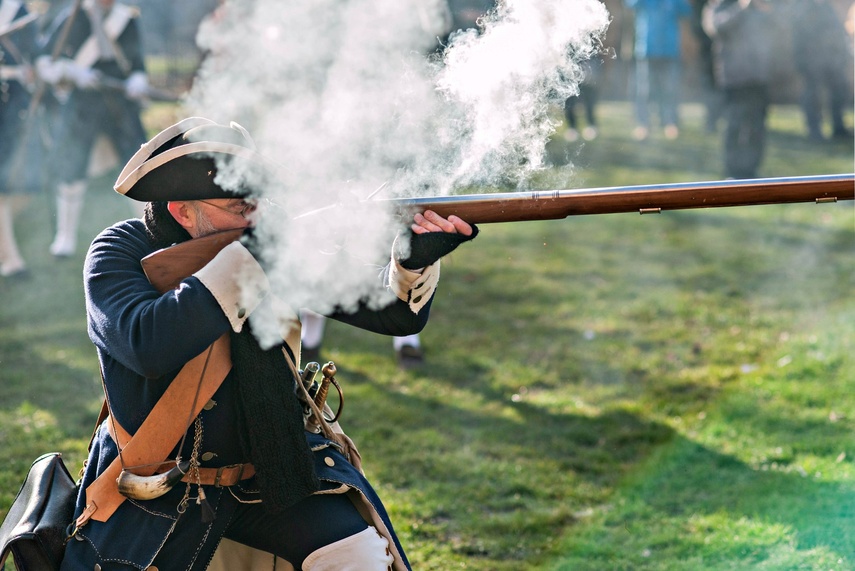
[625, 0, 692, 59]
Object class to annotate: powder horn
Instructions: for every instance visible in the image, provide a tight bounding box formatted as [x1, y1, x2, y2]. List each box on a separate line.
[116, 461, 190, 500]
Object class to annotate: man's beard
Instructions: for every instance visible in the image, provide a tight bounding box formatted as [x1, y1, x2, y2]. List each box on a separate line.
[189, 203, 218, 237]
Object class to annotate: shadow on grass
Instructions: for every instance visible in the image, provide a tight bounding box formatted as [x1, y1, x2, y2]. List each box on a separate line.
[337, 358, 675, 565]
[552, 435, 854, 569]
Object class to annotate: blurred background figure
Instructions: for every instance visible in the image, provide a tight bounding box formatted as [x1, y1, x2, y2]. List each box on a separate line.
[37, 0, 150, 257]
[690, 0, 724, 133]
[792, 0, 853, 141]
[703, 0, 778, 179]
[624, 0, 692, 141]
[562, 58, 601, 142]
[0, 0, 41, 277]
[301, 310, 426, 369]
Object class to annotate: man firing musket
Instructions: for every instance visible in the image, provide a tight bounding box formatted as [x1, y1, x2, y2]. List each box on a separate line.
[35, 0, 153, 258]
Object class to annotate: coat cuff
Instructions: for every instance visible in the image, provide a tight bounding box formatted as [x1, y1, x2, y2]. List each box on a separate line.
[193, 241, 269, 332]
[388, 257, 440, 313]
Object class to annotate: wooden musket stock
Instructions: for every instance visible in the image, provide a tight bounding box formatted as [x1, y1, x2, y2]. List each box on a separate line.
[141, 174, 854, 292]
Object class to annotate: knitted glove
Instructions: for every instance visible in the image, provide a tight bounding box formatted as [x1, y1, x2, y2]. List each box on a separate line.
[396, 225, 479, 270]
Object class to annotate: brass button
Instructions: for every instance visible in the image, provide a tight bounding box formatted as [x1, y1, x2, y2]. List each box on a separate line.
[203, 399, 217, 411]
[201, 452, 217, 462]
[94, 565, 101, 571]
[324, 457, 335, 467]
[147, 567, 159, 571]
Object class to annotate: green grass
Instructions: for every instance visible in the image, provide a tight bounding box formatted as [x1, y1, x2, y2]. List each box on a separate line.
[1, 101, 852, 570]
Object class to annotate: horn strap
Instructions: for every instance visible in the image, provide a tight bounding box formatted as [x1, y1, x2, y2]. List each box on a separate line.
[76, 334, 232, 527]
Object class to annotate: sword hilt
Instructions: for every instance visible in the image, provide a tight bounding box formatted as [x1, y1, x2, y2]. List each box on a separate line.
[314, 362, 336, 411]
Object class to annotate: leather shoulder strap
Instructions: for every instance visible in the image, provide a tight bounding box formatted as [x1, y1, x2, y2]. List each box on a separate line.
[77, 334, 232, 526]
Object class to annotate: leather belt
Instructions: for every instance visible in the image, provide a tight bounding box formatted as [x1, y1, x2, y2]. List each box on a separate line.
[178, 463, 256, 487]
[106, 413, 256, 487]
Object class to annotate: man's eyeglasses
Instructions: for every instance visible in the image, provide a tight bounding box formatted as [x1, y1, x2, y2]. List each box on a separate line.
[197, 199, 259, 218]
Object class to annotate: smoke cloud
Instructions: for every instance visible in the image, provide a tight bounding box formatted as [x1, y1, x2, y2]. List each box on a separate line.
[184, 0, 610, 347]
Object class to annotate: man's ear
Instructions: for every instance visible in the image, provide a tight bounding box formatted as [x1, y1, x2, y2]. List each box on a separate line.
[166, 201, 194, 231]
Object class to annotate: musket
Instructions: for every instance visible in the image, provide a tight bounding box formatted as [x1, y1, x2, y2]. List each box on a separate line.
[25, 0, 82, 117]
[141, 174, 854, 292]
[95, 74, 182, 103]
[381, 173, 854, 224]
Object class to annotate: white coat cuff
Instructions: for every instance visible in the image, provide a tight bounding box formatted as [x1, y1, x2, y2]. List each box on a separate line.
[193, 241, 269, 332]
[388, 258, 440, 313]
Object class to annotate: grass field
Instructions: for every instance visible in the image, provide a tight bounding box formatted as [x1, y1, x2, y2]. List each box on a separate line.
[0, 100, 853, 570]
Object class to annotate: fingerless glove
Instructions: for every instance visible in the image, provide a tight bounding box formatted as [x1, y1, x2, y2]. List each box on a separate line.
[397, 225, 479, 270]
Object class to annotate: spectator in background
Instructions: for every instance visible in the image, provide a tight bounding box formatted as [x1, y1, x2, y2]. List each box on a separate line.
[0, 0, 41, 278]
[703, 0, 778, 179]
[690, 0, 724, 132]
[563, 58, 601, 142]
[36, 0, 150, 257]
[625, 0, 692, 140]
[792, 0, 853, 141]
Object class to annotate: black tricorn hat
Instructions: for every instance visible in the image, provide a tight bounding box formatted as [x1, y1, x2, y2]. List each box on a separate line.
[114, 117, 275, 202]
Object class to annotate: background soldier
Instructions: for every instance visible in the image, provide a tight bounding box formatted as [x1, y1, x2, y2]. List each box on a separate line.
[36, 0, 150, 257]
[0, 0, 41, 277]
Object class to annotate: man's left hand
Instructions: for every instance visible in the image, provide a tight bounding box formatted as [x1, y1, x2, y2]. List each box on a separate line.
[398, 210, 478, 270]
[411, 210, 473, 236]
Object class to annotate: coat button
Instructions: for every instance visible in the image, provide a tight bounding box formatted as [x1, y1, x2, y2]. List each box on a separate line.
[324, 456, 335, 467]
[203, 399, 217, 410]
[201, 452, 217, 461]
[94, 565, 101, 571]
[237, 307, 247, 318]
[147, 567, 159, 571]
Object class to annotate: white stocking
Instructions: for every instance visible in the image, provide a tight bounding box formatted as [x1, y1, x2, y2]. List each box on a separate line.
[300, 310, 326, 349]
[0, 196, 26, 276]
[50, 180, 86, 257]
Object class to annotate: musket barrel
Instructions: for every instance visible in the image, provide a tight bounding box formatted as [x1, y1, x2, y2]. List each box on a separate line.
[385, 174, 854, 224]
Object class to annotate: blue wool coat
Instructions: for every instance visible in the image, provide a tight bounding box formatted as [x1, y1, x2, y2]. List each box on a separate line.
[61, 218, 428, 570]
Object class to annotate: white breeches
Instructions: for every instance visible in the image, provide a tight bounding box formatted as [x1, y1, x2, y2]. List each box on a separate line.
[302, 526, 393, 571]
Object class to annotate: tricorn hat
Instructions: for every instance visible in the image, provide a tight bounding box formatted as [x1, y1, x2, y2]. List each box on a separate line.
[114, 117, 275, 202]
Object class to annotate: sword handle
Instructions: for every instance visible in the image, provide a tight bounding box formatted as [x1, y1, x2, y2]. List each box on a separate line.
[314, 362, 336, 411]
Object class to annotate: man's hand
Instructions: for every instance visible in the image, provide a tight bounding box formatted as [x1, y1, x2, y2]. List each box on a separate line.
[411, 210, 473, 236]
[398, 210, 478, 270]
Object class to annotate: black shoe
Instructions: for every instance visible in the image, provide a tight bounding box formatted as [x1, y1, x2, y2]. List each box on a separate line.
[1, 266, 30, 280]
[396, 344, 425, 369]
[832, 128, 853, 140]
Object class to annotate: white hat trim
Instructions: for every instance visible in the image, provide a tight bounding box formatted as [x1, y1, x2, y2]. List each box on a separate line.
[115, 117, 216, 192]
[114, 141, 271, 196]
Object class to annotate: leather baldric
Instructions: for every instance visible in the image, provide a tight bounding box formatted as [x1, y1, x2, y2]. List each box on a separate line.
[77, 334, 232, 527]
